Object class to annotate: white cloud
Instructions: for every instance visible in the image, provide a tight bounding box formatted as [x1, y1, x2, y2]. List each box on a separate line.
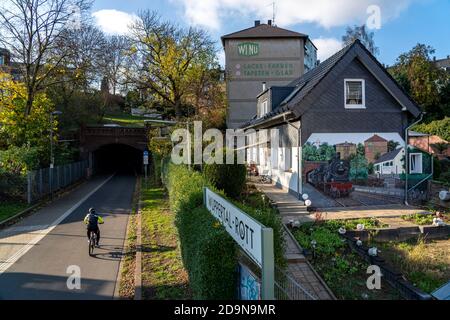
[217, 50, 225, 67]
[175, 0, 416, 30]
[312, 38, 344, 62]
[92, 9, 139, 35]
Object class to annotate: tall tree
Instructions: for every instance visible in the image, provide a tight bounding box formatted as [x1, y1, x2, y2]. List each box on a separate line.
[342, 24, 379, 56]
[126, 10, 217, 120]
[0, 0, 92, 116]
[102, 35, 129, 95]
[389, 44, 448, 121]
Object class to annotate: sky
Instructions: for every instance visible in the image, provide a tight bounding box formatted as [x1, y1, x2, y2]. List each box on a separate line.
[90, 0, 450, 67]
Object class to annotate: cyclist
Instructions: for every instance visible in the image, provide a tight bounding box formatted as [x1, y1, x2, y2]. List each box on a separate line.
[84, 207, 104, 246]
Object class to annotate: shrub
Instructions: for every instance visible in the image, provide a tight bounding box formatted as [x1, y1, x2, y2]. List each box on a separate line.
[165, 163, 286, 298]
[233, 201, 286, 267]
[0, 145, 41, 175]
[349, 154, 368, 181]
[433, 156, 442, 179]
[203, 149, 247, 199]
[414, 117, 450, 141]
[166, 163, 237, 299]
[176, 206, 237, 299]
[439, 171, 450, 186]
[0, 168, 27, 201]
[166, 163, 206, 214]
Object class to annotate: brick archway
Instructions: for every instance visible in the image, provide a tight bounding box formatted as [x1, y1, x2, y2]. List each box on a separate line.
[80, 126, 148, 156]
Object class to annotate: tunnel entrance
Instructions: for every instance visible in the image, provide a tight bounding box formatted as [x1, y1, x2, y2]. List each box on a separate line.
[93, 144, 143, 175]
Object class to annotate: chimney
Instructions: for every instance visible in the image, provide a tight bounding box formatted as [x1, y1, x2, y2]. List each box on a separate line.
[254, 20, 260, 27]
[262, 82, 267, 91]
[268, 20, 272, 26]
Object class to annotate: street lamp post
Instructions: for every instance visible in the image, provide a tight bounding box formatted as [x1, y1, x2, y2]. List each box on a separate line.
[49, 110, 62, 200]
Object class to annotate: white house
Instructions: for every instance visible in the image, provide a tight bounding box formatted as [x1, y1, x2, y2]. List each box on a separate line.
[373, 148, 405, 176]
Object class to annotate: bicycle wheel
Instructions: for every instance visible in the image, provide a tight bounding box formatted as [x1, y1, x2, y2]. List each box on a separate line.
[89, 233, 95, 256]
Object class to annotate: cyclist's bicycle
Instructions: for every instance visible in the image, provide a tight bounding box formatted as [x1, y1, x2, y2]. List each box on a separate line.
[88, 231, 98, 256]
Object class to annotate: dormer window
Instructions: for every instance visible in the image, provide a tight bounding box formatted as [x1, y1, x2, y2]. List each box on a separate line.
[345, 79, 365, 109]
[260, 100, 268, 117]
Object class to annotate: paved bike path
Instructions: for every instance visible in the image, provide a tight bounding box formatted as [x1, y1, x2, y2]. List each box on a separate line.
[0, 174, 135, 300]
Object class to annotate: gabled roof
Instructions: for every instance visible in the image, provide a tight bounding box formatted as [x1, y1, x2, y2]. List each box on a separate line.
[221, 23, 307, 46]
[242, 39, 422, 129]
[365, 134, 388, 143]
[374, 148, 403, 164]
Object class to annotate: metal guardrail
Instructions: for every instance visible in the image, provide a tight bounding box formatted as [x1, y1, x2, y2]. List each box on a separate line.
[274, 266, 316, 300]
[26, 160, 88, 204]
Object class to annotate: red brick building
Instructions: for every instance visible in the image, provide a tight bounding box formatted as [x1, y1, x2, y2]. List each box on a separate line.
[364, 134, 388, 163]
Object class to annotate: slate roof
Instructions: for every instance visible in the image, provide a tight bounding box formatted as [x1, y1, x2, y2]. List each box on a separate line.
[221, 23, 307, 45]
[242, 39, 422, 129]
[374, 148, 403, 164]
[242, 41, 354, 128]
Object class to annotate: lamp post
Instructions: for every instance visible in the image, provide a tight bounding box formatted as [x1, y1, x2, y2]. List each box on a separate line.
[49, 110, 62, 200]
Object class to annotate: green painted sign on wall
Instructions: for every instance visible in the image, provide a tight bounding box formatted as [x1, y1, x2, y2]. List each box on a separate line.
[238, 42, 260, 56]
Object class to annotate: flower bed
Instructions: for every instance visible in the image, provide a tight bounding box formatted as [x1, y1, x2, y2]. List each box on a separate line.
[291, 219, 402, 300]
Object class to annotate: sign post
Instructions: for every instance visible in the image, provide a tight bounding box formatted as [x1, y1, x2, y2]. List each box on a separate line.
[203, 187, 274, 300]
[143, 150, 149, 183]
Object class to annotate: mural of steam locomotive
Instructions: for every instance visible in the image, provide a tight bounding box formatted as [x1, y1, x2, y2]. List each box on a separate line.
[307, 153, 353, 198]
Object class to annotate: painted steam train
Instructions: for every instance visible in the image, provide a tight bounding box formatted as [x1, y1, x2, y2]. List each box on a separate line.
[307, 154, 353, 198]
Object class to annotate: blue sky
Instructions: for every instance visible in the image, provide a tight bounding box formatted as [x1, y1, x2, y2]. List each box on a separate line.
[90, 0, 450, 66]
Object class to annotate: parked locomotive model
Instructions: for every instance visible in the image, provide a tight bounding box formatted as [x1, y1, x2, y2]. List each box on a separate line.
[307, 153, 353, 198]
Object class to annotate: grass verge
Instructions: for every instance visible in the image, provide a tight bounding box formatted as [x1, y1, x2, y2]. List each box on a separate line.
[140, 180, 191, 300]
[102, 113, 146, 127]
[0, 201, 29, 223]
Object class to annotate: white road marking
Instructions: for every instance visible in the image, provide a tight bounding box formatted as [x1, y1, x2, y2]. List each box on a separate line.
[0, 175, 114, 276]
[3, 225, 49, 234]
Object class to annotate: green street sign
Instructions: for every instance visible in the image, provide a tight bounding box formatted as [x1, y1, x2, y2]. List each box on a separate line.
[238, 42, 260, 56]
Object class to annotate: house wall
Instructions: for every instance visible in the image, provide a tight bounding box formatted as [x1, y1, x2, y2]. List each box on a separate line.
[374, 149, 405, 175]
[251, 121, 301, 196]
[272, 123, 300, 196]
[298, 58, 410, 143]
[365, 139, 388, 163]
[224, 38, 306, 129]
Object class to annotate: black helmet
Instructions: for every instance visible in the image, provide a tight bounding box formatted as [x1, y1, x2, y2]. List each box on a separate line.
[89, 207, 96, 214]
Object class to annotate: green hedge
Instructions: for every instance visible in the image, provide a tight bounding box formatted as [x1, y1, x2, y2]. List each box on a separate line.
[165, 162, 286, 298]
[166, 163, 238, 299]
[203, 149, 247, 199]
[177, 205, 238, 299]
[232, 201, 286, 268]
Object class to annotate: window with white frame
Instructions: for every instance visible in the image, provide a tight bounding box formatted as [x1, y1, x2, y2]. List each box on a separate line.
[409, 153, 423, 174]
[260, 100, 268, 117]
[345, 79, 365, 108]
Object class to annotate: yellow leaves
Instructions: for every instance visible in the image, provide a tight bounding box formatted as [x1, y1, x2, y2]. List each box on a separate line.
[0, 72, 54, 148]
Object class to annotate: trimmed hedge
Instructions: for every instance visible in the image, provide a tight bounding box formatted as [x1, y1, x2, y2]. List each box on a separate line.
[165, 162, 286, 299]
[233, 201, 286, 268]
[166, 163, 238, 299]
[177, 205, 237, 299]
[203, 150, 247, 199]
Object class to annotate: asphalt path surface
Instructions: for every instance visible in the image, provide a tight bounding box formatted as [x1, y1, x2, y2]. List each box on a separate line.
[0, 174, 135, 300]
